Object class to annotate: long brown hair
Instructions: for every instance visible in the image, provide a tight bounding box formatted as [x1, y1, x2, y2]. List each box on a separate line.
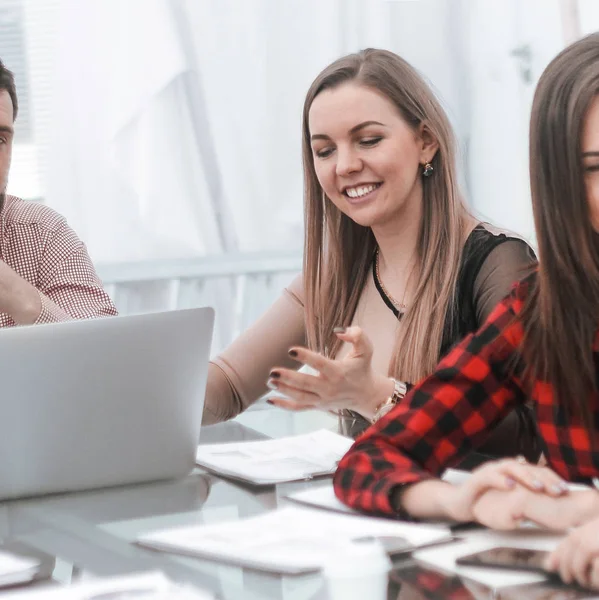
[520, 33, 599, 429]
[302, 49, 471, 383]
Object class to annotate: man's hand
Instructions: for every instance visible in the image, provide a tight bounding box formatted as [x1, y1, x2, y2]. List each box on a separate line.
[0, 259, 41, 324]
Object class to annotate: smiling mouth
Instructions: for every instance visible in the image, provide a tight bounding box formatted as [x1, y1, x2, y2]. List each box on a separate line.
[343, 182, 382, 200]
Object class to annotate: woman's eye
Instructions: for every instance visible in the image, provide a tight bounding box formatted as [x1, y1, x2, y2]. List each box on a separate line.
[315, 147, 334, 159]
[360, 137, 383, 147]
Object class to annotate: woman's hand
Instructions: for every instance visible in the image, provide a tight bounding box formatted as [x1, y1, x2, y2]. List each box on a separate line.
[266, 326, 394, 418]
[439, 458, 569, 523]
[473, 487, 599, 531]
[545, 515, 599, 589]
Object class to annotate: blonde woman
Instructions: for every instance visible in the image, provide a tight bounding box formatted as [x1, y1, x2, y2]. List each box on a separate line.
[204, 49, 537, 461]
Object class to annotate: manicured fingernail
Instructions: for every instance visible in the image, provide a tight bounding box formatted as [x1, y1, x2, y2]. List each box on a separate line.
[266, 399, 274, 405]
[333, 327, 346, 334]
[559, 481, 569, 491]
[266, 379, 278, 390]
[288, 349, 298, 358]
[532, 479, 544, 490]
[506, 476, 515, 488]
[269, 371, 281, 379]
[551, 484, 563, 494]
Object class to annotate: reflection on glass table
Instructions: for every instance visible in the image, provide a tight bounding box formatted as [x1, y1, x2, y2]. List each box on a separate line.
[0, 412, 592, 599]
[390, 560, 597, 600]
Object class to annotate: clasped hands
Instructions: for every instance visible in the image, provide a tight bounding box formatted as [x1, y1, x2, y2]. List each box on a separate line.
[446, 456, 599, 589]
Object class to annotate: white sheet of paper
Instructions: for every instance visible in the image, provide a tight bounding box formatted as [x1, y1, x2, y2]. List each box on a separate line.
[137, 505, 452, 574]
[264, 364, 320, 401]
[0, 550, 40, 587]
[2, 571, 214, 599]
[286, 482, 358, 514]
[195, 429, 353, 485]
[414, 528, 564, 589]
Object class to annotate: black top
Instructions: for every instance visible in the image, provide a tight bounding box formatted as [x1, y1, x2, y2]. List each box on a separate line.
[350, 225, 540, 463]
[373, 224, 536, 356]
[441, 224, 535, 355]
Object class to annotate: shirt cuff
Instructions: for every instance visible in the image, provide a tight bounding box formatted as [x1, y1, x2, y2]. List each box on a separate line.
[34, 291, 71, 324]
[379, 472, 434, 517]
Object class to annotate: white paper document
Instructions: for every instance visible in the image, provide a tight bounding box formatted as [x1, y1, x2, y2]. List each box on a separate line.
[195, 429, 353, 485]
[286, 482, 358, 514]
[137, 505, 452, 574]
[2, 571, 214, 599]
[286, 471, 511, 516]
[0, 550, 40, 588]
[414, 528, 564, 589]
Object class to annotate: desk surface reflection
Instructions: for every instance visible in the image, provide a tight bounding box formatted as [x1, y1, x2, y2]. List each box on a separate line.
[0, 410, 586, 599]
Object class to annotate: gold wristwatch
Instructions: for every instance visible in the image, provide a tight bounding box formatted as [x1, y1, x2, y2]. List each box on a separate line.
[371, 378, 407, 423]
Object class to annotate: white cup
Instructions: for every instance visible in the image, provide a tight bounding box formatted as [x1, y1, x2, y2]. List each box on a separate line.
[322, 538, 391, 600]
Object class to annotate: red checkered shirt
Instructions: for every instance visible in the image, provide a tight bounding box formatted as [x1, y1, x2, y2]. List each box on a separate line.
[0, 195, 117, 326]
[334, 274, 599, 516]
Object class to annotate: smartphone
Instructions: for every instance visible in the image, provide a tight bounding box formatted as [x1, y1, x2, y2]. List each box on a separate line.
[456, 546, 551, 574]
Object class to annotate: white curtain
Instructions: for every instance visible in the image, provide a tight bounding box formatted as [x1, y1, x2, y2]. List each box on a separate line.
[177, 0, 474, 252]
[465, 0, 567, 245]
[45, 0, 228, 262]
[41, 0, 477, 261]
[30, 0, 583, 351]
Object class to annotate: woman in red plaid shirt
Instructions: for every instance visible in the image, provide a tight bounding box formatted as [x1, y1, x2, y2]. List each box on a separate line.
[334, 32, 599, 590]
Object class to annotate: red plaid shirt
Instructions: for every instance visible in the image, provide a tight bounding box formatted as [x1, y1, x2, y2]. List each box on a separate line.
[334, 274, 599, 516]
[0, 195, 117, 326]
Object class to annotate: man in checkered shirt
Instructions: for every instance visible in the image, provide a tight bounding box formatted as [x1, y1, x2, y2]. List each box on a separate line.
[0, 59, 117, 327]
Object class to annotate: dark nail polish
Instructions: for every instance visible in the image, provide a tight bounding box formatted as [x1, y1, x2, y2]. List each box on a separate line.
[269, 371, 281, 379]
[333, 327, 346, 334]
[266, 399, 274, 405]
[288, 349, 298, 358]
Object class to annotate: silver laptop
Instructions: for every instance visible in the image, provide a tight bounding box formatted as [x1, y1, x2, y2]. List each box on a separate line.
[0, 307, 214, 500]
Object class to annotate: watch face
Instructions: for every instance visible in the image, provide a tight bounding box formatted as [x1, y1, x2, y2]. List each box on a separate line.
[373, 402, 396, 423]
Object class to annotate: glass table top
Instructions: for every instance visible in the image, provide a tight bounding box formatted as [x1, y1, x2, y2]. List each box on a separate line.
[0, 409, 591, 599]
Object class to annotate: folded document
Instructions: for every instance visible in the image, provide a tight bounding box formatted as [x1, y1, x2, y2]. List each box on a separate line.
[137, 505, 452, 574]
[195, 429, 353, 485]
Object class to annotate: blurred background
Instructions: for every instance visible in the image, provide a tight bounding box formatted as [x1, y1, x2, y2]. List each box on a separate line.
[1, 0, 598, 355]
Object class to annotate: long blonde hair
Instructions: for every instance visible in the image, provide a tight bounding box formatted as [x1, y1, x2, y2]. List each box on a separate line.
[302, 49, 471, 383]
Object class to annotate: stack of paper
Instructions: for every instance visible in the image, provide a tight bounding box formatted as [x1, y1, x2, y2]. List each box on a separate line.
[0, 550, 41, 589]
[137, 505, 452, 574]
[2, 572, 214, 599]
[195, 429, 353, 485]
